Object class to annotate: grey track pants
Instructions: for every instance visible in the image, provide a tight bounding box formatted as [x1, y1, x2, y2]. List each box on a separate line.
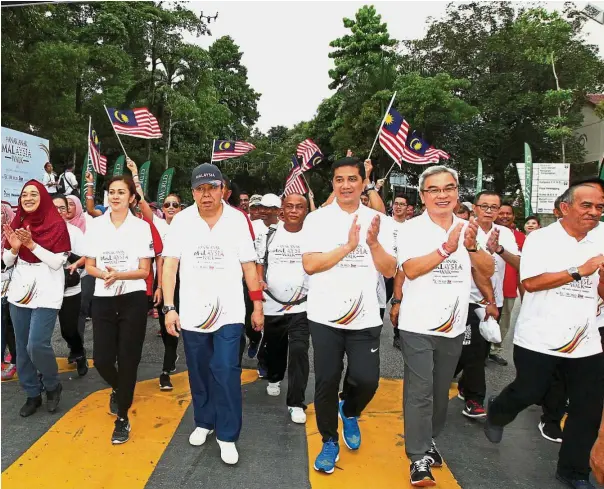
[401, 330, 463, 462]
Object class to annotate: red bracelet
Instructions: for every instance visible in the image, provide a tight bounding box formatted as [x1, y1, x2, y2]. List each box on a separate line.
[249, 289, 264, 302]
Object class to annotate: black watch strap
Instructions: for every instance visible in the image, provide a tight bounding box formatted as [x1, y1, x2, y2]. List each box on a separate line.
[390, 298, 402, 305]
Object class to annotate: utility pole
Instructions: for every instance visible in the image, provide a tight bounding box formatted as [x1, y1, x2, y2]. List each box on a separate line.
[165, 117, 195, 169]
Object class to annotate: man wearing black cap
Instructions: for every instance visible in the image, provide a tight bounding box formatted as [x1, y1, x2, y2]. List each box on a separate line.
[161, 163, 265, 466]
[485, 179, 604, 489]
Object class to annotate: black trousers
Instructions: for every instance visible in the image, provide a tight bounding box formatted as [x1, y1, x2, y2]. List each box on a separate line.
[157, 275, 180, 373]
[59, 293, 85, 357]
[264, 313, 310, 408]
[489, 345, 604, 480]
[77, 275, 94, 341]
[540, 364, 567, 425]
[92, 291, 148, 418]
[1, 299, 16, 363]
[310, 321, 382, 442]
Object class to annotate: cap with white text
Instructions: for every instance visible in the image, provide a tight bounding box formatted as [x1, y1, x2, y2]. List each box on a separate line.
[191, 163, 223, 189]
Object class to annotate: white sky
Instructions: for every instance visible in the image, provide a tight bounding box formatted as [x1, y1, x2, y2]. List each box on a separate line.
[187, 1, 604, 132]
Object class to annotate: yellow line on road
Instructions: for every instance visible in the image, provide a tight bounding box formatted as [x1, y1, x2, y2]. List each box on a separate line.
[1, 357, 96, 383]
[1, 369, 258, 489]
[306, 379, 461, 489]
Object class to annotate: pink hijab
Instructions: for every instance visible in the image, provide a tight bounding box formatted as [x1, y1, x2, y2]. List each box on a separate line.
[1, 202, 15, 249]
[66, 195, 86, 232]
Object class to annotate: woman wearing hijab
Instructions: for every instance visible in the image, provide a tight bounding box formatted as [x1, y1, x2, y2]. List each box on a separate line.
[66, 195, 86, 232]
[2, 202, 17, 381]
[2, 181, 71, 416]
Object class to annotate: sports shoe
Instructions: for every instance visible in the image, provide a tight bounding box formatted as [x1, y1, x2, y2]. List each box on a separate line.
[46, 383, 62, 413]
[538, 421, 563, 443]
[457, 388, 465, 401]
[247, 341, 259, 359]
[288, 406, 306, 424]
[257, 366, 267, 379]
[555, 472, 595, 489]
[217, 440, 239, 465]
[67, 351, 77, 364]
[267, 382, 281, 396]
[338, 400, 361, 450]
[159, 372, 173, 391]
[189, 427, 214, 446]
[168, 354, 179, 374]
[313, 439, 340, 474]
[425, 439, 442, 467]
[2, 363, 16, 381]
[76, 356, 88, 377]
[489, 353, 508, 366]
[19, 396, 42, 417]
[109, 390, 118, 416]
[463, 400, 486, 418]
[393, 336, 401, 350]
[484, 396, 503, 443]
[112, 417, 131, 444]
[410, 457, 436, 486]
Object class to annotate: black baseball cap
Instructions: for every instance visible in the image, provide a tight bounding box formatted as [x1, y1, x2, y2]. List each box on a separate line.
[191, 163, 223, 189]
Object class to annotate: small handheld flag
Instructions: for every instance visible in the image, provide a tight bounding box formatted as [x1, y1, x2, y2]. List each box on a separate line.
[378, 107, 409, 166]
[88, 121, 107, 175]
[106, 107, 162, 139]
[402, 130, 449, 165]
[296, 139, 323, 171]
[212, 140, 256, 162]
[284, 156, 308, 196]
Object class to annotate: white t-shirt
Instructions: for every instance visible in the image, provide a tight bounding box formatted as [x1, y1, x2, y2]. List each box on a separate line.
[62, 171, 78, 195]
[396, 212, 472, 337]
[64, 223, 85, 298]
[256, 221, 308, 316]
[300, 201, 395, 330]
[514, 220, 604, 358]
[42, 172, 57, 194]
[597, 297, 604, 329]
[163, 203, 257, 333]
[252, 220, 269, 251]
[85, 211, 154, 297]
[470, 223, 519, 308]
[153, 214, 171, 243]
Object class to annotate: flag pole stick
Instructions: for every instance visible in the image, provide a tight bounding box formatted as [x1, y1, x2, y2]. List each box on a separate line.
[383, 161, 398, 181]
[210, 139, 215, 163]
[103, 105, 129, 158]
[300, 172, 311, 194]
[87, 116, 93, 173]
[367, 91, 397, 160]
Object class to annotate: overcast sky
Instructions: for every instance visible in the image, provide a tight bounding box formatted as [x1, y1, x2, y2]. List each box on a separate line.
[187, 1, 604, 132]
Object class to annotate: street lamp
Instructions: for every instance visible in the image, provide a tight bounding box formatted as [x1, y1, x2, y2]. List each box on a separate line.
[165, 117, 196, 169]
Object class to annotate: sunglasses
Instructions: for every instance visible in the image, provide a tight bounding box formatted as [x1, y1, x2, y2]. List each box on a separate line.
[163, 202, 180, 209]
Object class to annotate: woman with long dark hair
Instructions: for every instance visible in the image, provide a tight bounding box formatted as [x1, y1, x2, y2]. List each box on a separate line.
[85, 175, 154, 444]
[2, 181, 71, 416]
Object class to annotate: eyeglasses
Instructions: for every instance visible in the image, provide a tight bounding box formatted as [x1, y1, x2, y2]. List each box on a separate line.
[477, 204, 500, 212]
[421, 185, 458, 196]
[163, 202, 180, 209]
[393, 202, 407, 207]
[54, 206, 67, 213]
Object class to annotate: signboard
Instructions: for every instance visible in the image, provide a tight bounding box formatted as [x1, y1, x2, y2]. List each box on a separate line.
[1, 127, 49, 205]
[516, 163, 570, 214]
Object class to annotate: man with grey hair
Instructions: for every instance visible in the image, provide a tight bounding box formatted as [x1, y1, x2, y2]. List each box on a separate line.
[395, 165, 495, 486]
[485, 178, 604, 489]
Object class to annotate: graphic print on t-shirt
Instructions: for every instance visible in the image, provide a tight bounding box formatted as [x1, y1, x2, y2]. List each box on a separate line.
[197, 299, 223, 330]
[337, 244, 370, 269]
[330, 293, 364, 325]
[114, 281, 126, 296]
[193, 245, 225, 271]
[16, 280, 37, 305]
[430, 298, 460, 334]
[550, 322, 589, 355]
[432, 257, 464, 285]
[277, 286, 307, 313]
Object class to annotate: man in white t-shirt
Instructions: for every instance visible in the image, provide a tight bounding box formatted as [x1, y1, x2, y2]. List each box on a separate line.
[301, 157, 397, 475]
[59, 163, 79, 196]
[256, 193, 310, 424]
[251, 193, 281, 242]
[161, 163, 264, 466]
[396, 166, 494, 487]
[42, 162, 58, 194]
[388, 194, 409, 350]
[485, 179, 604, 489]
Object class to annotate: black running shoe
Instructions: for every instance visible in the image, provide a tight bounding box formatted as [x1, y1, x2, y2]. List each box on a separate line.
[112, 417, 131, 444]
[393, 336, 401, 350]
[425, 440, 442, 467]
[76, 356, 88, 377]
[19, 396, 42, 417]
[538, 421, 563, 443]
[489, 353, 508, 366]
[67, 351, 77, 364]
[109, 390, 118, 416]
[168, 354, 179, 374]
[410, 457, 436, 487]
[159, 372, 173, 391]
[484, 396, 503, 443]
[46, 383, 62, 413]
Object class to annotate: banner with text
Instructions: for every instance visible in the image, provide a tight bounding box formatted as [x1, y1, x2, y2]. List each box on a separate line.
[157, 168, 175, 203]
[139, 161, 151, 197]
[516, 163, 570, 214]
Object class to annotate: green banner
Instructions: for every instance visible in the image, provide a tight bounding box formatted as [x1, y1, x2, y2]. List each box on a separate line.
[112, 155, 125, 176]
[476, 158, 483, 193]
[524, 142, 533, 218]
[139, 161, 151, 197]
[80, 151, 97, 207]
[157, 168, 175, 203]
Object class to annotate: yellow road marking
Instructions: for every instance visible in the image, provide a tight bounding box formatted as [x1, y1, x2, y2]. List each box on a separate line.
[1, 357, 96, 382]
[306, 379, 461, 488]
[2, 369, 258, 489]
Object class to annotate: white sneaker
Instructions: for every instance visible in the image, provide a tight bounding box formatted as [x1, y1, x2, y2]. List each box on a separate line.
[288, 406, 306, 424]
[189, 427, 214, 446]
[217, 440, 239, 465]
[266, 382, 281, 396]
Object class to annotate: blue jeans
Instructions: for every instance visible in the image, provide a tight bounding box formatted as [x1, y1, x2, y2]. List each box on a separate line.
[9, 304, 60, 397]
[182, 324, 243, 442]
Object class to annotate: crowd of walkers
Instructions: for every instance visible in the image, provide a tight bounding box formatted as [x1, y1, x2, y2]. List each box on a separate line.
[1, 155, 604, 489]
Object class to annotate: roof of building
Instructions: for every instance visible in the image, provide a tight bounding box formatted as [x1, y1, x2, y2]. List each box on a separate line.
[587, 94, 604, 105]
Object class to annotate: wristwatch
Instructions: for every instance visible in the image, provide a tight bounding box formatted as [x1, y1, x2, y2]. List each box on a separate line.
[496, 246, 505, 255]
[390, 298, 402, 305]
[365, 183, 376, 192]
[567, 267, 581, 281]
[162, 305, 176, 314]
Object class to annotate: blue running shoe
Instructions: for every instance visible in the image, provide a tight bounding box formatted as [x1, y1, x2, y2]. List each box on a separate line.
[257, 366, 268, 379]
[338, 400, 361, 450]
[247, 341, 259, 359]
[313, 439, 340, 474]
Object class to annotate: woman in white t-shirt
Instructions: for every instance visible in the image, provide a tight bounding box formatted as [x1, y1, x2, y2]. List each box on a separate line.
[52, 195, 88, 377]
[85, 176, 154, 445]
[2, 180, 71, 417]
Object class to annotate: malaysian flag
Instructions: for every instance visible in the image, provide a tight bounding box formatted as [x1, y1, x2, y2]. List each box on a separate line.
[402, 130, 450, 165]
[89, 126, 107, 175]
[378, 107, 409, 166]
[284, 156, 308, 196]
[106, 107, 162, 139]
[296, 139, 323, 171]
[212, 140, 256, 161]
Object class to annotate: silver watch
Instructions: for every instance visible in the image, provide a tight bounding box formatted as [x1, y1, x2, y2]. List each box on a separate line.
[567, 267, 581, 281]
